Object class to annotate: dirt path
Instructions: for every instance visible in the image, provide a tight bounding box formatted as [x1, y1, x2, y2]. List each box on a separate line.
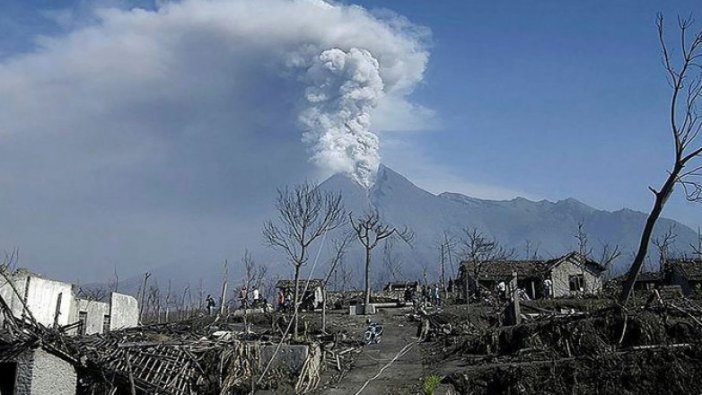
[318, 308, 426, 395]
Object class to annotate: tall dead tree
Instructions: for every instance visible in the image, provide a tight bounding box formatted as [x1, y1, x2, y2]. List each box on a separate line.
[137, 272, 151, 323]
[621, 15, 702, 304]
[322, 234, 352, 332]
[263, 182, 345, 338]
[436, 231, 458, 292]
[350, 211, 413, 312]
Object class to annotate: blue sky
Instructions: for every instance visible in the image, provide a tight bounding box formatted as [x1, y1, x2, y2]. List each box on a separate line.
[1, 0, 702, 281]
[351, 0, 702, 229]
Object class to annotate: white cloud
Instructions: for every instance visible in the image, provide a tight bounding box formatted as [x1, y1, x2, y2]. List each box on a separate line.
[0, 0, 431, 281]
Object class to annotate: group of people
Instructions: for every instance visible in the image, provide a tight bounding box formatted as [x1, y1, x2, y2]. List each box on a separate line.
[237, 286, 263, 309]
[403, 282, 443, 309]
[202, 286, 266, 315]
[275, 288, 318, 312]
[494, 278, 553, 301]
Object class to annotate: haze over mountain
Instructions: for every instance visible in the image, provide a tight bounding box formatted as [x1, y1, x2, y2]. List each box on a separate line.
[319, 164, 698, 278]
[113, 164, 697, 294]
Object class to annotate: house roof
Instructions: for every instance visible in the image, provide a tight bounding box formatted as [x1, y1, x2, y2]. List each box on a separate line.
[276, 279, 325, 289]
[461, 252, 605, 282]
[670, 259, 702, 281]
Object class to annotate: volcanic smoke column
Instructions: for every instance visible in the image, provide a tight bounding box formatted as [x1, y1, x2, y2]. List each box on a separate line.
[299, 48, 384, 188]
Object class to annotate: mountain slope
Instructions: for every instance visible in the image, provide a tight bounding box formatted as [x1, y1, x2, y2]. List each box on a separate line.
[320, 164, 698, 276]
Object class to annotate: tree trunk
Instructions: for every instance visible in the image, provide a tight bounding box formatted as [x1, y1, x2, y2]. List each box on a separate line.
[364, 247, 371, 313]
[293, 264, 301, 339]
[322, 288, 327, 333]
[620, 169, 678, 304]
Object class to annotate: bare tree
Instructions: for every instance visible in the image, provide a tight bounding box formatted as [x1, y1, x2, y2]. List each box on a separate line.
[108, 264, 119, 293]
[1, 248, 19, 272]
[262, 182, 346, 338]
[324, 234, 353, 287]
[653, 225, 678, 271]
[436, 231, 458, 291]
[381, 237, 404, 284]
[77, 286, 108, 302]
[350, 211, 413, 311]
[621, 15, 702, 303]
[573, 221, 593, 259]
[137, 272, 151, 322]
[599, 243, 623, 279]
[524, 239, 541, 260]
[322, 234, 353, 332]
[460, 227, 514, 300]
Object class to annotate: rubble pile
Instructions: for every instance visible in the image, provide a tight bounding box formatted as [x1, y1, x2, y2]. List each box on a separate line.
[0, 294, 339, 395]
[426, 299, 702, 394]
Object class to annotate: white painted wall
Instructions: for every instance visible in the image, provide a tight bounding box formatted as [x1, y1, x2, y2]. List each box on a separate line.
[0, 272, 74, 327]
[110, 292, 139, 330]
[76, 299, 110, 335]
[0, 271, 140, 334]
[550, 258, 602, 297]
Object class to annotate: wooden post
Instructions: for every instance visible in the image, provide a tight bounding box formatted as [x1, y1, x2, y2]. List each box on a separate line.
[530, 280, 536, 300]
[219, 260, 229, 316]
[511, 271, 521, 325]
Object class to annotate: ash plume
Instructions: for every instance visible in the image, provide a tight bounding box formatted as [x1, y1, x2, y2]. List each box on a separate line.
[0, 0, 430, 280]
[300, 48, 383, 188]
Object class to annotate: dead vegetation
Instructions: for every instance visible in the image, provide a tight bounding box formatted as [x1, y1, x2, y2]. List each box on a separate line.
[419, 294, 702, 394]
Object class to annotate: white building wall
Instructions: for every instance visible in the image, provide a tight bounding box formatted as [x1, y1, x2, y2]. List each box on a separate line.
[1, 271, 139, 334]
[550, 259, 602, 297]
[110, 292, 139, 330]
[76, 299, 110, 335]
[0, 272, 74, 327]
[24, 277, 75, 327]
[0, 274, 28, 321]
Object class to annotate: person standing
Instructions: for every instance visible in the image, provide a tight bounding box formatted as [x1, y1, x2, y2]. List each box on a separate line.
[252, 287, 260, 307]
[205, 294, 215, 315]
[497, 281, 507, 300]
[433, 284, 441, 307]
[543, 278, 553, 299]
[277, 289, 285, 311]
[239, 286, 248, 309]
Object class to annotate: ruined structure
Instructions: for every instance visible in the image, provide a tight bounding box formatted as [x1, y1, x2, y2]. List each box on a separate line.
[667, 259, 702, 295]
[0, 269, 138, 335]
[459, 252, 605, 299]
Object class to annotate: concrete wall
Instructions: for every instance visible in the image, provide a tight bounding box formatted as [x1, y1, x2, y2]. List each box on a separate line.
[0, 273, 75, 327]
[0, 274, 28, 326]
[14, 348, 76, 395]
[110, 292, 139, 330]
[76, 299, 110, 335]
[1, 271, 139, 334]
[550, 258, 602, 297]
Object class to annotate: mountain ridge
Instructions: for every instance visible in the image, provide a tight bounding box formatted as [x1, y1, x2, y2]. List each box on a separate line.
[320, 165, 697, 275]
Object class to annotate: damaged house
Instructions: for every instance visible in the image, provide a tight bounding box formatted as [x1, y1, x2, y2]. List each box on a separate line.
[668, 258, 702, 295]
[0, 269, 138, 335]
[459, 251, 606, 299]
[0, 269, 140, 394]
